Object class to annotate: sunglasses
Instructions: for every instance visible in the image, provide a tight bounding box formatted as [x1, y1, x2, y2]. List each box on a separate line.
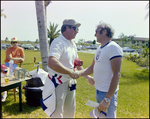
[12, 42, 18, 44]
[95, 29, 102, 34]
[2, 70, 8, 74]
[72, 26, 79, 32]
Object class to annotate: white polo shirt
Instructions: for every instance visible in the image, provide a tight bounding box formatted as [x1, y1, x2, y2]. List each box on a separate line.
[47, 35, 78, 77]
[93, 41, 123, 92]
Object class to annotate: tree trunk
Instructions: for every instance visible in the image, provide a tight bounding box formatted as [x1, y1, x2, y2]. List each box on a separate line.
[35, 1, 48, 72]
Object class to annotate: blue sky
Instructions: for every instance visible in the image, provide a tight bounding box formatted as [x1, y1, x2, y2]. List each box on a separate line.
[1, 1, 149, 42]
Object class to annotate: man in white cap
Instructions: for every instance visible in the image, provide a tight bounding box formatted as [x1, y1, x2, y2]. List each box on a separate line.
[2, 37, 25, 102]
[41, 19, 93, 118]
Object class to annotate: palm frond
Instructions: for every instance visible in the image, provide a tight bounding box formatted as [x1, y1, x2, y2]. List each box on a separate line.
[145, 3, 149, 10]
[47, 22, 61, 44]
[1, 9, 7, 18]
[145, 2, 149, 19]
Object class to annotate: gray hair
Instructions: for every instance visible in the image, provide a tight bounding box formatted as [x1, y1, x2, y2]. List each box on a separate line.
[97, 21, 115, 38]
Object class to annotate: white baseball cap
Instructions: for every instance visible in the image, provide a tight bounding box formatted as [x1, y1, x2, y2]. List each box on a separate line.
[89, 107, 107, 118]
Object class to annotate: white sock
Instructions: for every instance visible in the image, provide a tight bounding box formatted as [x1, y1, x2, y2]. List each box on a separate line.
[3, 91, 7, 97]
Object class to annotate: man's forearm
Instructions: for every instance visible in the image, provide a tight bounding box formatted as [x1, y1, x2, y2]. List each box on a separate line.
[77, 65, 93, 77]
[50, 61, 73, 75]
[77, 59, 94, 77]
[11, 58, 24, 63]
[105, 73, 121, 99]
[7, 54, 24, 63]
[106, 57, 122, 99]
[48, 56, 74, 75]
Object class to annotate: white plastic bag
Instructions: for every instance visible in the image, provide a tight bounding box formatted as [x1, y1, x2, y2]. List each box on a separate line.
[29, 69, 48, 84]
[9, 60, 14, 77]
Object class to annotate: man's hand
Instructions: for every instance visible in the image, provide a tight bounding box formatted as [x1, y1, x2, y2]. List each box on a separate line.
[20, 58, 24, 62]
[98, 99, 110, 112]
[69, 70, 81, 79]
[14, 58, 24, 64]
[87, 77, 95, 86]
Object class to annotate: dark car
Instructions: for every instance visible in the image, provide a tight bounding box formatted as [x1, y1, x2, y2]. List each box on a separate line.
[89, 45, 98, 50]
[34, 44, 40, 50]
[76, 45, 82, 50]
[2, 43, 11, 49]
[24, 44, 34, 50]
[1, 44, 6, 50]
[21, 44, 34, 50]
[21, 44, 27, 49]
[122, 47, 135, 52]
[18, 44, 22, 47]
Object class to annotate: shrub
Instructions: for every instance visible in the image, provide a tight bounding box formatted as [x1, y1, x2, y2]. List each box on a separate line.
[136, 56, 149, 68]
[123, 53, 139, 62]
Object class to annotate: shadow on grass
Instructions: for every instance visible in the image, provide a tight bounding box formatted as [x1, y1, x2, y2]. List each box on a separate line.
[120, 68, 149, 85]
[25, 50, 41, 52]
[2, 100, 41, 116]
[134, 69, 149, 81]
[2, 91, 41, 116]
[21, 63, 34, 65]
[33, 50, 40, 52]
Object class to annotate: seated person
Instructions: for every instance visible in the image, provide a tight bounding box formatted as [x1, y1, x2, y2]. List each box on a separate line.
[1, 37, 25, 102]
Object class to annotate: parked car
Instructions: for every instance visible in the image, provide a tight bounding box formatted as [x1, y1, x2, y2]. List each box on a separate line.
[34, 44, 40, 50]
[2, 43, 11, 49]
[136, 48, 143, 54]
[21, 44, 27, 49]
[76, 45, 82, 50]
[18, 44, 22, 47]
[89, 45, 98, 50]
[85, 45, 98, 50]
[1, 44, 6, 50]
[22, 44, 34, 50]
[25, 44, 34, 50]
[82, 45, 88, 49]
[7, 44, 11, 48]
[122, 47, 135, 52]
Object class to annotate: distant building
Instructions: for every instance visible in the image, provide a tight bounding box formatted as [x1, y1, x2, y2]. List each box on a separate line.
[112, 37, 149, 47]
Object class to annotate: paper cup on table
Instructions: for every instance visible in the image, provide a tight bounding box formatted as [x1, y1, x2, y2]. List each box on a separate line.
[5, 77, 9, 83]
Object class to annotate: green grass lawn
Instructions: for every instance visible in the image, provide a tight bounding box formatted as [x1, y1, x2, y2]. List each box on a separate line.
[1, 50, 149, 118]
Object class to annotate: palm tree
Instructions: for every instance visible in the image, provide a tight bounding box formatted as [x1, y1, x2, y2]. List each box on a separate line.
[1, 9, 6, 18]
[35, 1, 50, 72]
[47, 22, 61, 46]
[119, 33, 135, 47]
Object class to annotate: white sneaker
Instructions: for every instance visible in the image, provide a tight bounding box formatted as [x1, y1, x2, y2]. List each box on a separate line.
[16, 88, 19, 92]
[2, 92, 7, 102]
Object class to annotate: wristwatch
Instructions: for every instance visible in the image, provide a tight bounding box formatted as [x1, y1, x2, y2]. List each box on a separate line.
[104, 98, 110, 103]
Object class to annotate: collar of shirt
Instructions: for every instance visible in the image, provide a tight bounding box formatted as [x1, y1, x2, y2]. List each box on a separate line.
[61, 35, 74, 45]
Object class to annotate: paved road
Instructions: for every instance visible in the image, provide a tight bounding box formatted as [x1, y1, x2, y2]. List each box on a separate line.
[77, 50, 96, 54]
[78, 49, 139, 56]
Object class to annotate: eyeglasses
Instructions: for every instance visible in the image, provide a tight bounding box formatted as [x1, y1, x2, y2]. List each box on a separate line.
[95, 29, 102, 34]
[12, 42, 18, 44]
[72, 26, 79, 32]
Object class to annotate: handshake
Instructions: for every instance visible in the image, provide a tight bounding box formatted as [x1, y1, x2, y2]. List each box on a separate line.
[69, 70, 81, 79]
[70, 58, 83, 79]
[68, 58, 95, 86]
[69, 70, 95, 86]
